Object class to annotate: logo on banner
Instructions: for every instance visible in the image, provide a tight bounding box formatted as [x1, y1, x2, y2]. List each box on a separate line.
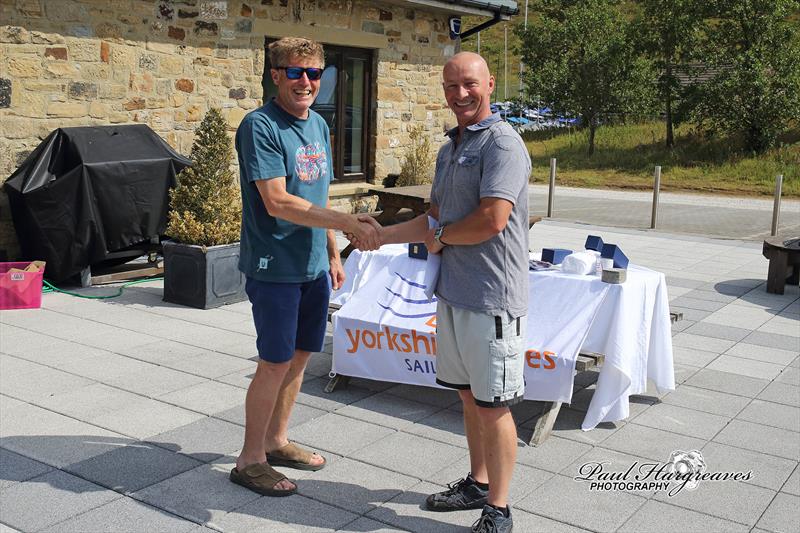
[344, 272, 438, 374]
[574, 450, 751, 497]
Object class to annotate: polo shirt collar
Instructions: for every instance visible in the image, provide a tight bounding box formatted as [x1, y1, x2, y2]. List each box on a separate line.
[446, 112, 502, 139]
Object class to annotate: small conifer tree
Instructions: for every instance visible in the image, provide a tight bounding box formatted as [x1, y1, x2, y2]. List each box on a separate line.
[396, 124, 434, 186]
[167, 108, 241, 246]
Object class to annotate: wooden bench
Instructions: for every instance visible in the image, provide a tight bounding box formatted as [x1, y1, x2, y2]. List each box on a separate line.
[763, 236, 800, 295]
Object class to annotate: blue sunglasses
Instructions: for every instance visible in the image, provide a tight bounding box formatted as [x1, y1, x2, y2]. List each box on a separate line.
[276, 66, 323, 80]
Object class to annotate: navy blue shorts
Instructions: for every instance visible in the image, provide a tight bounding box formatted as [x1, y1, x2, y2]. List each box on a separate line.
[245, 274, 330, 363]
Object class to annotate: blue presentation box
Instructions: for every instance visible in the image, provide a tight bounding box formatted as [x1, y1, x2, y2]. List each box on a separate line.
[601, 244, 629, 269]
[408, 242, 428, 260]
[542, 248, 572, 265]
[585, 235, 604, 251]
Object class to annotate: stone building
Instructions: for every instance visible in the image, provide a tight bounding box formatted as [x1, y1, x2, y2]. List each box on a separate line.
[0, 0, 516, 260]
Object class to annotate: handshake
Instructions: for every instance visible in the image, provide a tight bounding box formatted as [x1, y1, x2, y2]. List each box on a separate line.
[344, 214, 384, 251]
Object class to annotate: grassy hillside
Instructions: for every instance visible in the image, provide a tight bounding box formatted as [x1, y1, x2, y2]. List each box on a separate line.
[459, 16, 523, 101]
[524, 122, 800, 197]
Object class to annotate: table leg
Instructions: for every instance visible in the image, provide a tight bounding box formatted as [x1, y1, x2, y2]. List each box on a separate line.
[766, 251, 789, 295]
[324, 373, 351, 393]
[530, 401, 563, 446]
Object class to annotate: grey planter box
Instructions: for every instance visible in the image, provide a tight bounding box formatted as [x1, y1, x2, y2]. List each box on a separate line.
[163, 240, 246, 309]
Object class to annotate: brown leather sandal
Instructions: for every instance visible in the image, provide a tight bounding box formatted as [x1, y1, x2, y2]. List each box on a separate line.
[267, 442, 327, 471]
[229, 462, 296, 496]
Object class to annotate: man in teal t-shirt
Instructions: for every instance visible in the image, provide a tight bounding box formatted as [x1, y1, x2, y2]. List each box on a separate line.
[230, 37, 380, 497]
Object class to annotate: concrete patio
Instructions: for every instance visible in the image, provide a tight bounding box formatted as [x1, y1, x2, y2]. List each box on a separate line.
[1, 220, 798, 533]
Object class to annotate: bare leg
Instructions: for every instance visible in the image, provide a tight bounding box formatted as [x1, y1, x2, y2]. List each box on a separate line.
[237, 359, 295, 491]
[475, 405, 517, 508]
[264, 350, 324, 467]
[459, 389, 488, 485]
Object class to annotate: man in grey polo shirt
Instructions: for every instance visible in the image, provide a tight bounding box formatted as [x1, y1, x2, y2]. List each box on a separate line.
[354, 52, 530, 533]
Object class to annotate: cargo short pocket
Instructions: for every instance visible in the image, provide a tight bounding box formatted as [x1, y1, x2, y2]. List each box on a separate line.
[489, 334, 525, 398]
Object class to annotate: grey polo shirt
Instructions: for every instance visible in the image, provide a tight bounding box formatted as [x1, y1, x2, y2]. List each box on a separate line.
[431, 113, 531, 318]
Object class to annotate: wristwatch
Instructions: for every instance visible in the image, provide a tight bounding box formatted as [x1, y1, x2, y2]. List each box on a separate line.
[433, 226, 447, 246]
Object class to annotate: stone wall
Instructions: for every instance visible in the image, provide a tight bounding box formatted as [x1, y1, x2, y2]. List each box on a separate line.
[0, 0, 457, 259]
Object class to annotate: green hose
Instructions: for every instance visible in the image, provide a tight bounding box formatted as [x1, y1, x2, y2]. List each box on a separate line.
[42, 277, 163, 299]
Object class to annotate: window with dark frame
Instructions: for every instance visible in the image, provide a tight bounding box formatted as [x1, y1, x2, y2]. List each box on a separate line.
[262, 39, 373, 183]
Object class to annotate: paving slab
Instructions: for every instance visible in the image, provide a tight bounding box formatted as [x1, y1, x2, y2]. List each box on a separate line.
[743, 331, 800, 352]
[0, 470, 121, 532]
[89, 398, 207, 440]
[334, 391, 441, 431]
[757, 381, 800, 408]
[661, 384, 750, 417]
[515, 474, 646, 533]
[601, 423, 706, 462]
[289, 413, 395, 457]
[684, 368, 770, 397]
[617, 499, 749, 533]
[402, 408, 468, 448]
[706, 355, 786, 380]
[725, 343, 799, 366]
[775, 366, 800, 387]
[39, 496, 199, 533]
[515, 435, 593, 474]
[0, 448, 54, 491]
[214, 493, 358, 532]
[336, 517, 407, 532]
[351, 431, 466, 480]
[671, 346, 721, 368]
[755, 492, 800, 533]
[713, 419, 800, 460]
[672, 332, 737, 353]
[782, 465, 800, 496]
[146, 416, 245, 463]
[684, 322, 752, 342]
[736, 399, 800, 433]
[630, 403, 730, 440]
[157, 380, 245, 416]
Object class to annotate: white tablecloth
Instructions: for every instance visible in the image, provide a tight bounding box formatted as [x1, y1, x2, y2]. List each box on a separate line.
[331, 245, 674, 430]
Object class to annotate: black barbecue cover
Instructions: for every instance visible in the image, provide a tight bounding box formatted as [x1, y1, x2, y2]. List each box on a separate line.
[4, 124, 191, 282]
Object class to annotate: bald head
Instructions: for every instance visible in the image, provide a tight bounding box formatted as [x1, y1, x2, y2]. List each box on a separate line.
[442, 52, 495, 129]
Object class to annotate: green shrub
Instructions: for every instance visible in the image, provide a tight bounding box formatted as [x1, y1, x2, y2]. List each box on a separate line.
[397, 124, 434, 186]
[167, 108, 242, 246]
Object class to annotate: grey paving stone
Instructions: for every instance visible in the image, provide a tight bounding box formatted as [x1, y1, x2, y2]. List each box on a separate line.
[515, 435, 593, 474]
[545, 407, 624, 445]
[726, 343, 799, 366]
[212, 400, 327, 430]
[561, 446, 670, 497]
[131, 462, 261, 525]
[631, 403, 730, 440]
[0, 470, 121, 531]
[428, 455, 553, 505]
[672, 319, 695, 333]
[661, 385, 750, 417]
[40, 497, 199, 533]
[365, 480, 478, 532]
[214, 366, 253, 389]
[782, 465, 800, 496]
[685, 322, 752, 342]
[512, 508, 594, 533]
[516, 474, 646, 532]
[776, 366, 800, 387]
[351, 431, 466, 479]
[684, 289, 740, 303]
[707, 355, 786, 380]
[758, 381, 800, 407]
[303, 350, 333, 378]
[0, 403, 134, 469]
[672, 346, 721, 368]
[670, 307, 713, 322]
[147, 416, 244, 462]
[0, 523, 21, 533]
[1, 362, 95, 404]
[713, 419, 800, 460]
[0, 448, 53, 491]
[684, 368, 770, 397]
[66, 441, 202, 493]
[35, 383, 148, 421]
[215, 493, 358, 532]
[296, 457, 418, 514]
[736, 399, 800, 433]
[337, 517, 407, 532]
[666, 277, 705, 289]
[670, 297, 729, 312]
[672, 333, 737, 354]
[384, 383, 460, 408]
[295, 377, 379, 411]
[674, 363, 701, 384]
[403, 408, 468, 448]
[743, 331, 800, 352]
[700, 441, 795, 492]
[289, 413, 395, 457]
[602, 423, 706, 462]
[617, 499, 749, 532]
[653, 473, 775, 527]
[90, 398, 206, 440]
[158, 380, 244, 416]
[756, 492, 800, 533]
[335, 391, 441, 430]
[161, 350, 254, 379]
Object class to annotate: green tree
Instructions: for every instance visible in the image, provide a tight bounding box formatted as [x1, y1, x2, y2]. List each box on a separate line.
[633, 0, 707, 148]
[694, 0, 800, 153]
[167, 108, 242, 246]
[518, 0, 655, 155]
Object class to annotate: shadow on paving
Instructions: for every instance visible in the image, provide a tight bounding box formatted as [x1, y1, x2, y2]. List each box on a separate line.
[0, 435, 455, 531]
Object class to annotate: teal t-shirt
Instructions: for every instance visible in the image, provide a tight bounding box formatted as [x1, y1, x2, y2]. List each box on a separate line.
[235, 100, 333, 282]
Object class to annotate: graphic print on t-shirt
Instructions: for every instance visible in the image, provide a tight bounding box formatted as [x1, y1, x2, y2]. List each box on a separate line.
[295, 142, 328, 183]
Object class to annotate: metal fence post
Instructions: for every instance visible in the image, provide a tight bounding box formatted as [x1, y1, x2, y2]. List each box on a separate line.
[650, 165, 661, 229]
[547, 158, 556, 218]
[771, 174, 783, 236]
